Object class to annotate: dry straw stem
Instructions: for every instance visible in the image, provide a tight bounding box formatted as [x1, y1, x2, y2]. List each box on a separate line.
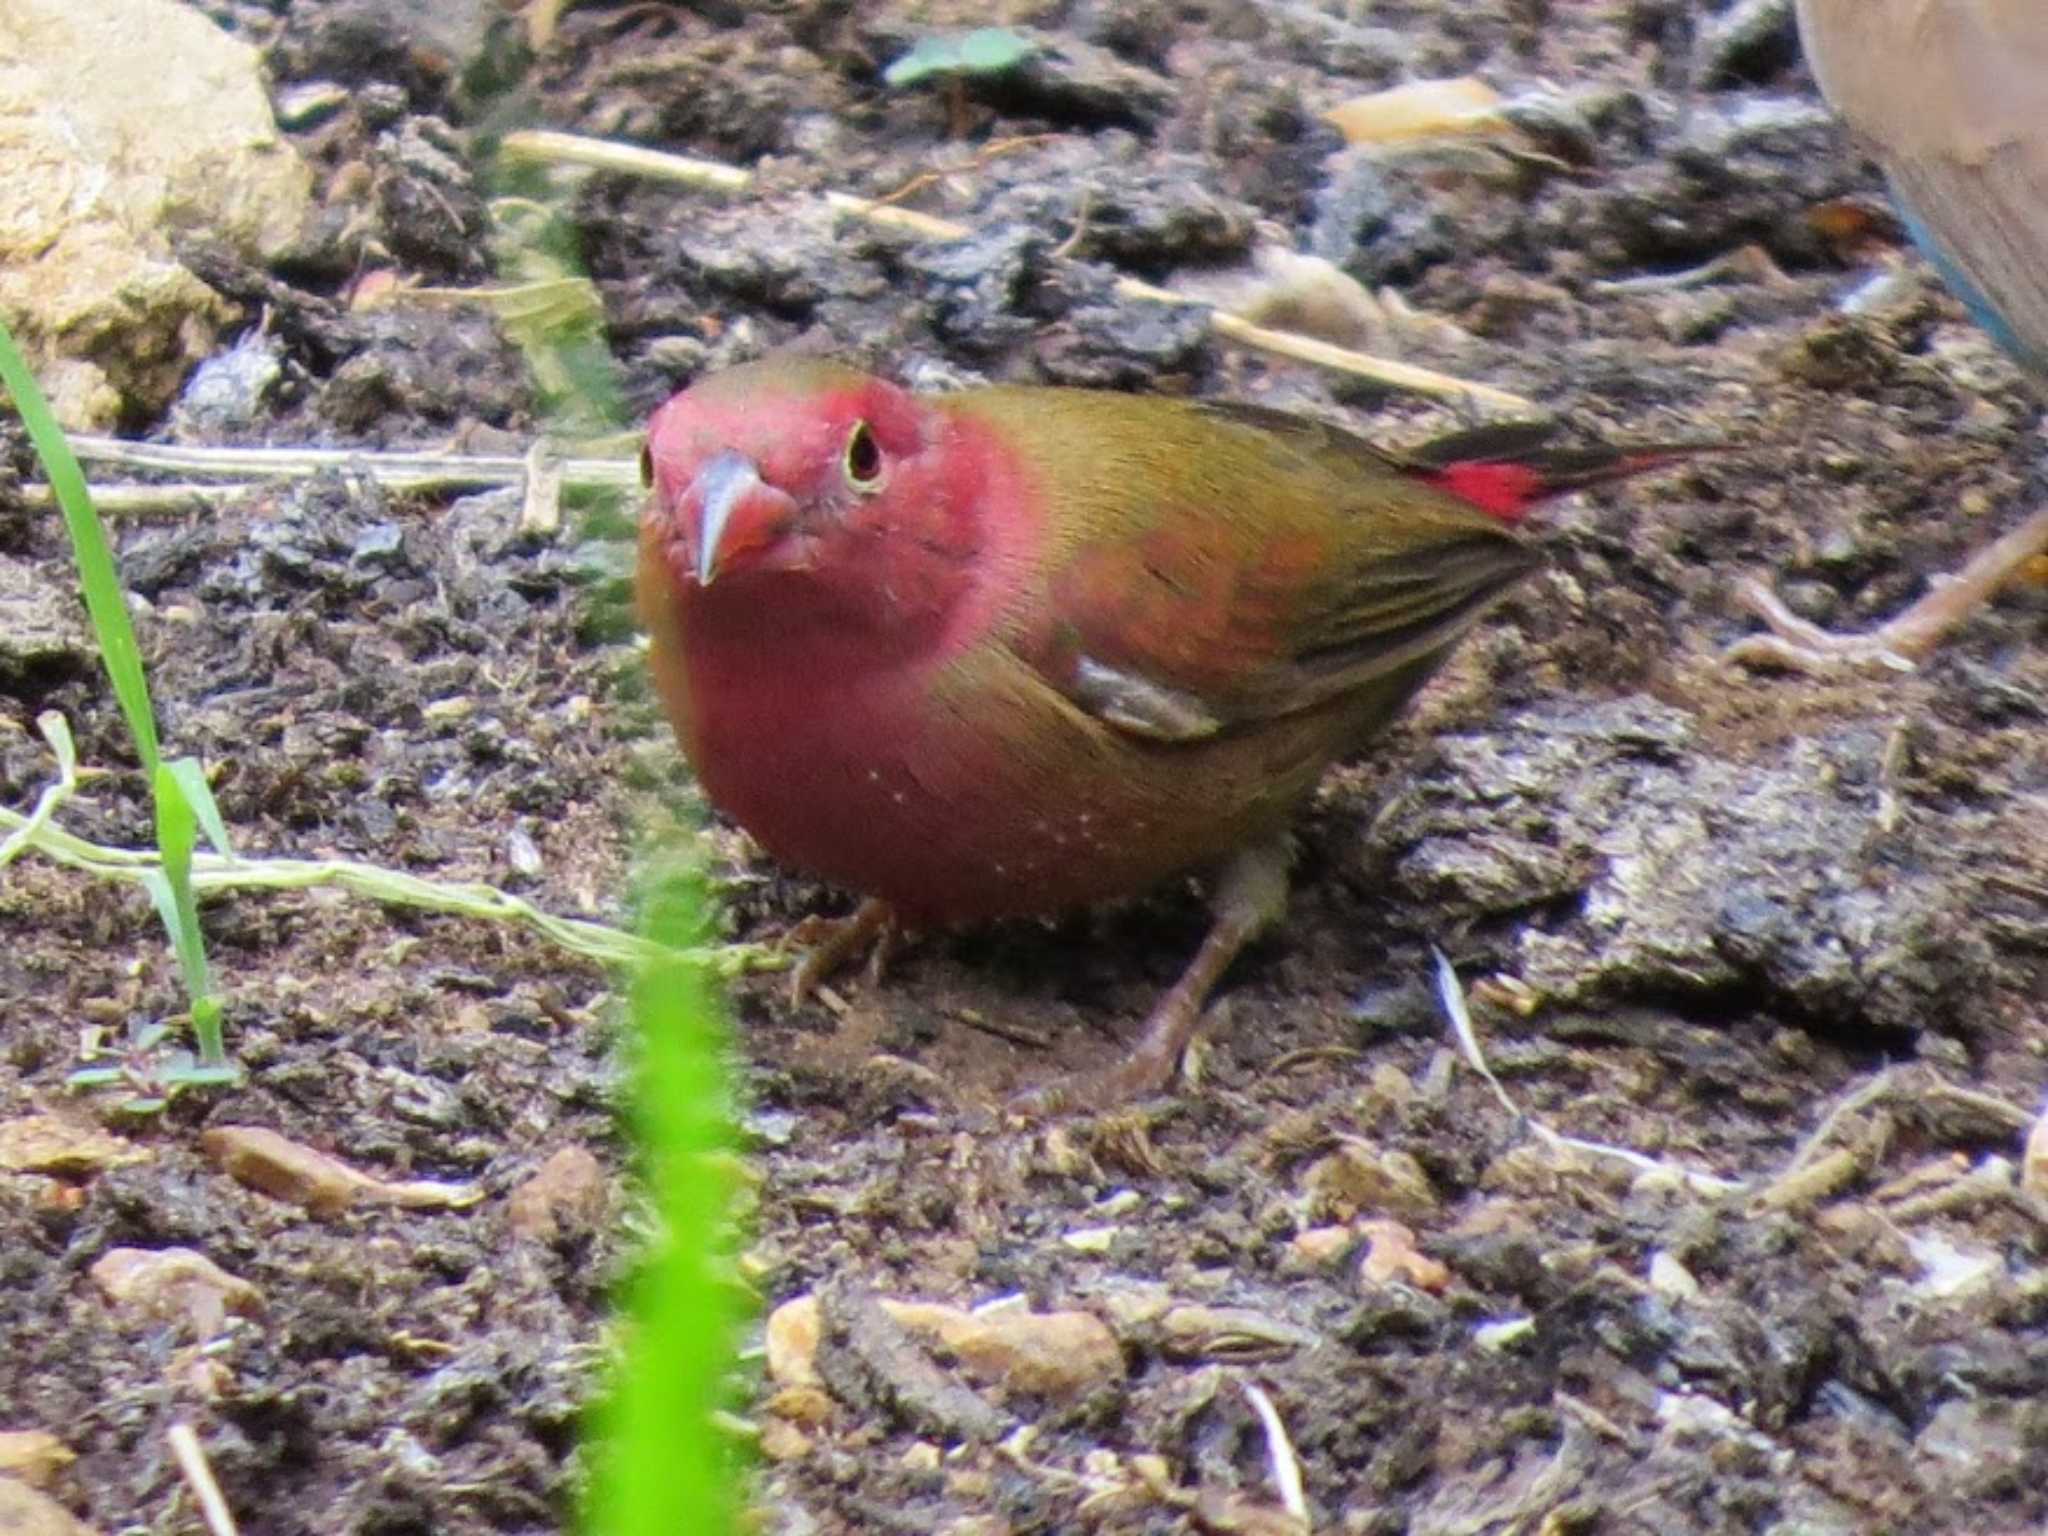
[53, 434, 612, 533]
[1, 717, 769, 980]
[167, 1424, 240, 1536]
[18, 435, 641, 518]
[1240, 1380, 1309, 1525]
[1433, 948, 1741, 1198]
[498, 128, 1537, 414]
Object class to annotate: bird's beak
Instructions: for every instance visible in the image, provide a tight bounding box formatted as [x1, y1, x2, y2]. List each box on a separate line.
[688, 451, 797, 586]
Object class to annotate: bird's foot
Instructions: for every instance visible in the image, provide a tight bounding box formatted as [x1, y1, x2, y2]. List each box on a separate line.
[1005, 837, 1291, 1118]
[784, 897, 899, 1008]
[1006, 994, 1209, 1118]
[1723, 505, 2048, 674]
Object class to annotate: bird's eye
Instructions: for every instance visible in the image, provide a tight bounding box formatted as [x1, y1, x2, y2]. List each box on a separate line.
[843, 421, 884, 491]
[638, 443, 653, 488]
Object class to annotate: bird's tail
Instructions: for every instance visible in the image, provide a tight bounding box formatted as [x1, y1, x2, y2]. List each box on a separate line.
[1395, 422, 1730, 523]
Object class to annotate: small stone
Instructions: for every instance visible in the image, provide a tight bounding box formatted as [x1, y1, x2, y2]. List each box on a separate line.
[885, 1300, 1124, 1398]
[274, 81, 350, 128]
[0, 1477, 99, 1536]
[1472, 1316, 1535, 1352]
[0, 563, 94, 681]
[505, 1146, 607, 1242]
[765, 1294, 823, 1388]
[1356, 1219, 1451, 1293]
[0, 1431, 74, 1490]
[1304, 1139, 1439, 1220]
[1647, 1250, 1701, 1303]
[171, 332, 285, 437]
[1287, 1225, 1357, 1269]
[763, 1385, 835, 1428]
[0, 0, 311, 425]
[2023, 1103, 2048, 1199]
[90, 1247, 262, 1337]
[757, 1418, 813, 1463]
[0, 1115, 148, 1177]
[942, 1470, 997, 1505]
[200, 1125, 481, 1215]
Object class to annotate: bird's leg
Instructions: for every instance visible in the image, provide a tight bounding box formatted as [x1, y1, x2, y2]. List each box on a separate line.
[785, 897, 899, 1007]
[1009, 837, 1293, 1117]
[1724, 504, 2048, 673]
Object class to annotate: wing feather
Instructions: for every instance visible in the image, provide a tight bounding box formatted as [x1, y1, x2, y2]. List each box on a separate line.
[989, 395, 1538, 741]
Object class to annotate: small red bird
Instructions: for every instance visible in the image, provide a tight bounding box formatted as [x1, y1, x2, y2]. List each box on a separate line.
[638, 358, 1692, 1110]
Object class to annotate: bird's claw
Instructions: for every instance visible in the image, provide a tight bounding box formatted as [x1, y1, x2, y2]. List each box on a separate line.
[1007, 1027, 1192, 1117]
[1723, 577, 1920, 674]
[1004, 1006, 1200, 1119]
[784, 898, 898, 1008]
[1009, 839, 1287, 1117]
[1724, 505, 2048, 675]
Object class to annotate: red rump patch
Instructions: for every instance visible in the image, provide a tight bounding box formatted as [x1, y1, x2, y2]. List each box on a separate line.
[1420, 462, 1549, 523]
[1419, 447, 1699, 524]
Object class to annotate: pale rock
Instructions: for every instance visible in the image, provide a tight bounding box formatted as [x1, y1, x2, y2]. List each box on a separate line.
[765, 1294, 823, 1388]
[0, 0, 312, 425]
[886, 1300, 1124, 1398]
[0, 1477, 101, 1536]
[0, 1431, 73, 1490]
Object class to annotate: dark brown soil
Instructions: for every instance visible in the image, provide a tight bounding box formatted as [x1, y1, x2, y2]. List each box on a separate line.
[3, 2, 2046, 1534]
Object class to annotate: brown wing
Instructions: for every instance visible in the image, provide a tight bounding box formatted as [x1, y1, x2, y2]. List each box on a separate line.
[994, 395, 1538, 742]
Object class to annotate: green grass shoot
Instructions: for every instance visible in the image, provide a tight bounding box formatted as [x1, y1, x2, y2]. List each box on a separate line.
[0, 317, 236, 1075]
[583, 856, 747, 1536]
[475, 156, 754, 1534]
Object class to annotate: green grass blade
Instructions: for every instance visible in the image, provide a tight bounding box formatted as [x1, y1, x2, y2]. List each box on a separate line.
[0, 321, 230, 1062]
[0, 318, 162, 773]
[583, 862, 747, 1536]
[148, 762, 226, 1067]
[163, 754, 234, 858]
[480, 135, 751, 1533]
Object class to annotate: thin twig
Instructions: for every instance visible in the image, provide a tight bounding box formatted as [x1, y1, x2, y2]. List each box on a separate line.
[1772, 1068, 1897, 1184]
[1, 799, 773, 979]
[168, 1423, 240, 1536]
[950, 1009, 1055, 1051]
[866, 133, 1059, 211]
[1241, 1380, 1309, 1524]
[497, 128, 1538, 413]
[21, 438, 641, 518]
[62, 434, 639, 487]
[0, 714, 81, 872]
[1050, 188, 1093, 260]
[500, 127, 751, 192]
[1433, 949, 1742, 1196]
[1726, 503, 2048, 672]
[15, 484, 224, 515]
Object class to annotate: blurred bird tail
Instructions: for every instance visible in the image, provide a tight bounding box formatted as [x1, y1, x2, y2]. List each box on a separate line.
[1398, 422, 1730, 523]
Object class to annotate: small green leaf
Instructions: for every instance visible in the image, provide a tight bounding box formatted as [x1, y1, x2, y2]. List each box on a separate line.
[163, 755, 233, 859]
[958, 26, 1034, 73]
[883, 26, 1034, 88]
[162, 1060, 242, 1089]
[1, 321, 232, 1071]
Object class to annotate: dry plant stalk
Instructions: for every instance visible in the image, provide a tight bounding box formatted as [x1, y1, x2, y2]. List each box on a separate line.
[498, 128, 1537, 413]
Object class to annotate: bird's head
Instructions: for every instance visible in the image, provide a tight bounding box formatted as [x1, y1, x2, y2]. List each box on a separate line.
[642, 357, 959, 592]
